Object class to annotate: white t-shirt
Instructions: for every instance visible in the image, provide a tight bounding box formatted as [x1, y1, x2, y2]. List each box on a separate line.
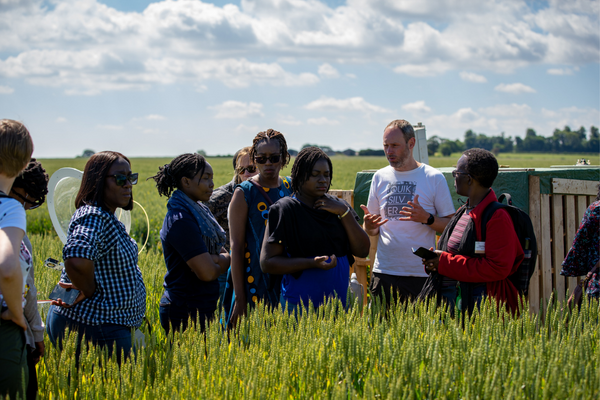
[0, 196, 31, 307]
[367, 164, 455, 277]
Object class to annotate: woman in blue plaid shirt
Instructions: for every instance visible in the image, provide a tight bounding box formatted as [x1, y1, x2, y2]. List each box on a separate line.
[46, 151, 146, 362]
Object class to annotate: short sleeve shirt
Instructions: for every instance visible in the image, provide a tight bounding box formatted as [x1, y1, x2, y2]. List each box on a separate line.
[57, 205, 146, 327]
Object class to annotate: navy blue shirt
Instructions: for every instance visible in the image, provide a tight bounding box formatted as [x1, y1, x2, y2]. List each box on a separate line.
[160, 207, 219, 309]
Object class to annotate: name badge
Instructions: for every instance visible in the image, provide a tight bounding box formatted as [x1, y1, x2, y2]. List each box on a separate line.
[475, 241, 486, 254]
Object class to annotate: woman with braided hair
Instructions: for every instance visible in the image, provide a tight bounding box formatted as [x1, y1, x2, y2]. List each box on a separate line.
[260, 147, 370, 312]
[225, 129, 293, 326]
[9, 159, 48, 400]
[150, 153, 230, 334]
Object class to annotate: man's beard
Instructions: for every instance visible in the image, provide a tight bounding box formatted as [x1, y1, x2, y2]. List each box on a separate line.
[388, 147, 410, 169]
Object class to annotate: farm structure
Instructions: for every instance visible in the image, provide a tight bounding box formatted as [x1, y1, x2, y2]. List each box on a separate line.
[331, 166, 600, 313]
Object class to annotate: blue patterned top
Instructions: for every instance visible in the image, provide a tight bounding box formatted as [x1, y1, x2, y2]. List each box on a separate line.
[561, 200, 599, 298]
[237, 177, 292, 306]
[57, 205, 146, 326]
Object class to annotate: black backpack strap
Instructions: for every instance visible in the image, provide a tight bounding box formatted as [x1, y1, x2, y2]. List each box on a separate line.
[479, 201, 504, 242]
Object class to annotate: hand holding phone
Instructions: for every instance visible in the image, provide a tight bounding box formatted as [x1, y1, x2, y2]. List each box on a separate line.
[48, 282, 82, 307]
[44, 257, 64, 271]
[412, 247, 437, 260]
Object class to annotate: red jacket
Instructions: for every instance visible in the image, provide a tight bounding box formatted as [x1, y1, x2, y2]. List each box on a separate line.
[438, 189, 524, 313]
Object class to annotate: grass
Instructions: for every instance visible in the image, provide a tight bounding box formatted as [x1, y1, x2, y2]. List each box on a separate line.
[22, 152, 600, 399]
[30, 232, 600, 399]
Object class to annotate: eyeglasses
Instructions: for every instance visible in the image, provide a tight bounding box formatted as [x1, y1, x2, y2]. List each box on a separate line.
[254, 154, 281, 165]
[11, 190, 42, 210]
[451, 170, 471, 179]
[237, 165, 257, 174]
[108, 173, 139, 186]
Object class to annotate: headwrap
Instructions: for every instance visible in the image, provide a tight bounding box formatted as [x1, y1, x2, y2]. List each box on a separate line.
[167, 189, 226, 255]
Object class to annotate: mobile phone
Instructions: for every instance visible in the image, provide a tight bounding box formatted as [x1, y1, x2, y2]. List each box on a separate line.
[44, 257, 64, 271]
[412, 247, 437, 260]
[48, 284, 80, 306]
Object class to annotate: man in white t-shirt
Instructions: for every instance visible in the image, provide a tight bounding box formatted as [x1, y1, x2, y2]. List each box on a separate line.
[361, 119, 455, 304]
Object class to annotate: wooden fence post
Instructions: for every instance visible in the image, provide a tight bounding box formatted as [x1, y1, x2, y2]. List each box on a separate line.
[528, 176, 541, 314]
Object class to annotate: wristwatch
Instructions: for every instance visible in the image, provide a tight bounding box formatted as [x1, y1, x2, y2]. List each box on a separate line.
[422, 213, 435, 226]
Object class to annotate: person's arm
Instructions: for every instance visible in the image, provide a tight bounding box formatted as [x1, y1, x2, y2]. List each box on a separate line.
[186, 250, 230, 281]
[317, 197, 370, 258]
[260, 224, 337, 274]
[359, 205, 388, 236]
[437, 210, 523, 282]
[228, 188, 249, 323]
[0, 227, 27, 330]
[64, 257, 96, 297]
[24, 267, 45, 352]
[397, 194, 454, 234]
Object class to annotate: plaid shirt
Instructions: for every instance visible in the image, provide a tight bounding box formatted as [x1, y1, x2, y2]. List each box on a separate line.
[56, 205, 146, 327]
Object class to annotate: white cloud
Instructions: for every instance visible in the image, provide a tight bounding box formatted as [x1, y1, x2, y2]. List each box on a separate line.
[318, 63, 340, 78]
[402, 100, 431, 113]
[494, 83, 536, 94]
[394, 60, 452, 77]
[96, 124, 123, 130]
[145, 114, 166, 121]
[479, 103, 532, 117]
[346, 73, 357, 79]
[277, 115, 303, 125]
[307, 117, 340, 126]
[460, 71, 487, 83]
[235, 124, 260, 133]
[0, 85, 14, 94]
[304, 96, 391, 113]
[209, 101, 264, 119]
[547, 67, 579, 75]
[55, 117, 67, 123]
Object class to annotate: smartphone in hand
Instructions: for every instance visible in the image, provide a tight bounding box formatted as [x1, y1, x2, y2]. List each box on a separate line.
[411, 247, 437, 260]
[48, 284, 80, 306]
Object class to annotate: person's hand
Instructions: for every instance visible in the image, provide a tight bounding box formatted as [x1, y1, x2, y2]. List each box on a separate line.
[230, 299, 246, 328]
[313, 255, 337, 270]
[360, 205, 388, 231]
[422, 248, 443, 273]
[212, 252, 231, 272]
[51, 282, 86, 308]
[314, 196, 347, 216]
[32, 341, 45, 364]
[398, 194, 430, 223]
[1, 308, 27, 331]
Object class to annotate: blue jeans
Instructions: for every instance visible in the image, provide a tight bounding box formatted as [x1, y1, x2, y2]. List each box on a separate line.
[46, 306, 134, 363]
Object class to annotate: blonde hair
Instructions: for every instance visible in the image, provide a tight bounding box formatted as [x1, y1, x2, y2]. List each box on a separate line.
[234, 146, 253, 185]
[0, 119, 34, 177]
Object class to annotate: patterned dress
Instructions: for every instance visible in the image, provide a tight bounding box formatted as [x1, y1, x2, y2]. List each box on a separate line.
[227, 177, 292, 307]
[560, 200, 600, 298]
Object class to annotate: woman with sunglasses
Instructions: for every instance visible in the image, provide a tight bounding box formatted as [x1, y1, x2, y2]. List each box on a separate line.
[421, 149, 524, 314]
[150, 153, 230, 334]
[46, 151, 146, 362]
[225, 129, 293, 326]
[9, 159, 48, 400]
[205, 147, 258, 298]
[260, 147, 370, 313]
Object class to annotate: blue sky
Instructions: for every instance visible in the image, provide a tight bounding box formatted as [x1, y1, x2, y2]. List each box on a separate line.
[1, 0, 598, 157]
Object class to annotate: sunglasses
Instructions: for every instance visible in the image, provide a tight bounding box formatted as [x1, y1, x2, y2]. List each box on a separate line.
[237, 165, 257, 174]
[11, 190, 42, 210]
[451, 170, 471, 179]
[254, 154, 281, 164]
[108, 173, 139, 186]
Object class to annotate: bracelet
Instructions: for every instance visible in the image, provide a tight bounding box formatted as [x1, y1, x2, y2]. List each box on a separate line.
[338, 207, 351, 220]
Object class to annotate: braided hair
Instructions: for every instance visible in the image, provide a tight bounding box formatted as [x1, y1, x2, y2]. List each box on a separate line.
[12, 158, 49, 206]
[150, 153, 207, 198]
[462, 148, 498, 189]
[291, 147, 333, 194]
[249, 129, 290, 168]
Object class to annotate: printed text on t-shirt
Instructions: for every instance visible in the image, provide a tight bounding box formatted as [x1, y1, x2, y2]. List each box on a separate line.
[384, 181, 417, 220]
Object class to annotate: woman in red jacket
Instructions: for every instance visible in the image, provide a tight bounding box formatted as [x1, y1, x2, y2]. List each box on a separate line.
[422, 148, 524, 314]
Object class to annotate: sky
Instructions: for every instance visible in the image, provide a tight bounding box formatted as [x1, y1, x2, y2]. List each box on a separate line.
[0, 0, 598, 158]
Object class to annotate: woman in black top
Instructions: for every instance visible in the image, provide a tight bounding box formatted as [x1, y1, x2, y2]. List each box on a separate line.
[150, 153, 230, 334]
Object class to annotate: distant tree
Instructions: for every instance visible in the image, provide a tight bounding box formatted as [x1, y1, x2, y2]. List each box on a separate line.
[79, 149, 95, 158]
[439, 142, 453, 157]
[427, 135, 440, 156]
[588, 126, 599, 152]
[197, 149, 207, 156]
[342, 149, 356, 156]
[301, 143, 318, 149]
[358, 149, 385, 156]
[288, 149, 298, 156]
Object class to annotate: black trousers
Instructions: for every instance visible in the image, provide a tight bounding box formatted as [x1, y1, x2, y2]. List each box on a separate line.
[370, 272, 427, 305]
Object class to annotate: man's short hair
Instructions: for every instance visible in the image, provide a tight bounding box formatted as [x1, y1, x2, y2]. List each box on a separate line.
[0, 119, 34, 177]
[462, 148, 499, 188]
[385, 120, 415, 142]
